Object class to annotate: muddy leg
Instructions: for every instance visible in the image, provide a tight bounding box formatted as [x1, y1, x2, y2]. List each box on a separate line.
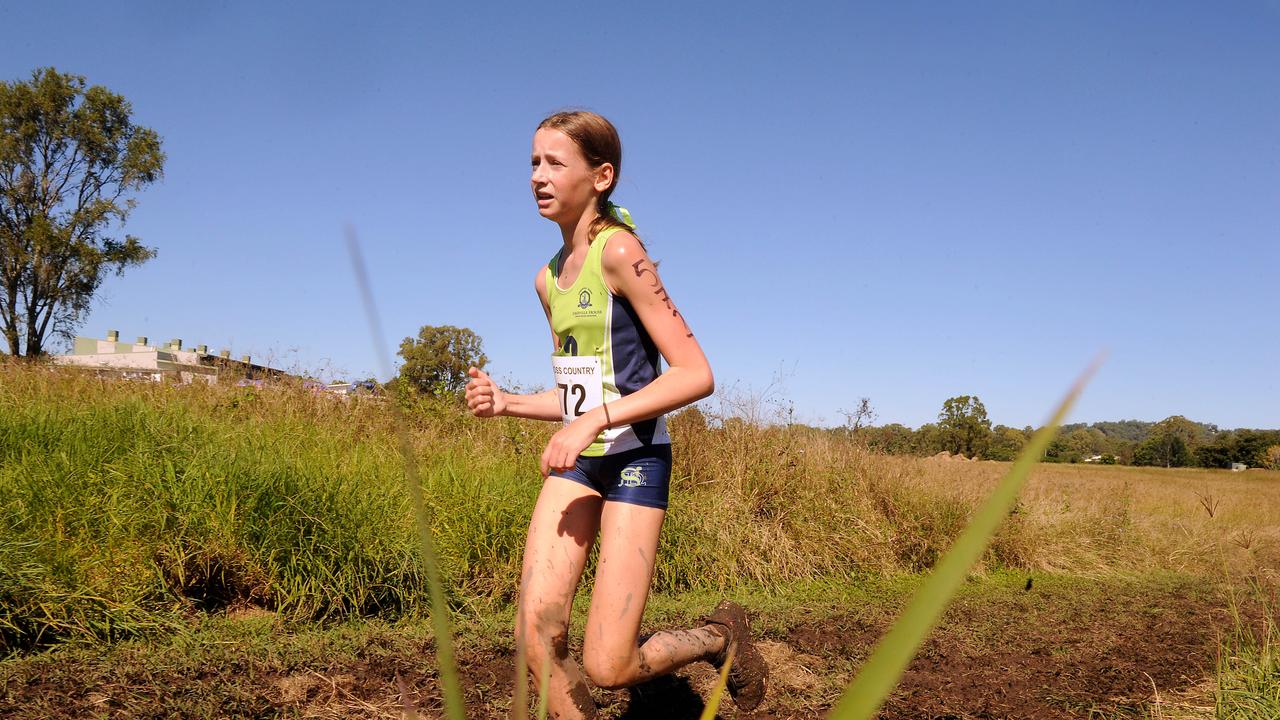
[581, 501, 728, 689]
[633, 626, 728, 679]
[516, 476, 603, 720]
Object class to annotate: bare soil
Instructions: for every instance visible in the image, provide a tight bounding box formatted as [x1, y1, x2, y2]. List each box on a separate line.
[0, 578, 1234, 719]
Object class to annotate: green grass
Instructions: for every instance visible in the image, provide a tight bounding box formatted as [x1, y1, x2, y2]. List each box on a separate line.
[0, 361, 1056, 653]
[1216, 590, 1280, 719]
[0, 372, 431, 650]
[3, 359, 1278, 718]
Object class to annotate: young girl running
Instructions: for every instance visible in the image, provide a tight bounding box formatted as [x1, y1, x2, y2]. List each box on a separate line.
[464, 110, 767, 719]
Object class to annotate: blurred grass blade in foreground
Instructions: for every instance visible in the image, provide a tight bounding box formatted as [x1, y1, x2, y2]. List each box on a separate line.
[512, 616, 529, 720]
[828, 356, 1103, 720]
[536, 655, 551, 720]
[699, 645, 735, 720]
[347, 227, 467, 720]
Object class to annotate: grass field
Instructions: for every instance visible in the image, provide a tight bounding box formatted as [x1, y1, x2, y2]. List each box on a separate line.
[1, 361, 1277, 718]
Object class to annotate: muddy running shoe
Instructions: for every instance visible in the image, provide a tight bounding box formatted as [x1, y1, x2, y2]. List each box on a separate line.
[704, 600, 768, 711]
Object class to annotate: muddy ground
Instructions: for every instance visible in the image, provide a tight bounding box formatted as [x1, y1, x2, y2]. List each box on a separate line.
[0, 577, 1237, 719]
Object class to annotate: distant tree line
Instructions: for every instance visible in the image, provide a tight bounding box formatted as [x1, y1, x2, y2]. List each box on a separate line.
[845, 397, 1280, 470]
[385, 324, 1280, 472]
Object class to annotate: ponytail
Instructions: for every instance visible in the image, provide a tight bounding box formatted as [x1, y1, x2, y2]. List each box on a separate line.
[589, 200, 639, 244]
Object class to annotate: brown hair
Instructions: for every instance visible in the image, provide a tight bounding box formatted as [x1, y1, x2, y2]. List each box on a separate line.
[536, 110, 638, 242]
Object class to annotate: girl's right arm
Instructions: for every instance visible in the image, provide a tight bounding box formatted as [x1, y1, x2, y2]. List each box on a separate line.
[462, 264, 563, 422]
[464, 368, 561, 420]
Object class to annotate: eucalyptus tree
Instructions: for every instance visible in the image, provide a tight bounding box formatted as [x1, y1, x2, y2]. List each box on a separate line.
[0, 67, 164, 357]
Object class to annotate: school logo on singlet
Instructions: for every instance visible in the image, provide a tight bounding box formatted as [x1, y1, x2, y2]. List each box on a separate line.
[619, 465, 646, 487]
[572, 288, 601, 320]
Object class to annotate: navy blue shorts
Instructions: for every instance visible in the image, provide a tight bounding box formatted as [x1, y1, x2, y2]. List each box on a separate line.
[552, 444, 672, 510]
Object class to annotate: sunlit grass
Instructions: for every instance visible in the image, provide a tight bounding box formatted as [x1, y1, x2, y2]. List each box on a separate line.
[6, 354, 1272, 655]
[1216, 588, 1280, 719]
[3, 346, 1276, 715]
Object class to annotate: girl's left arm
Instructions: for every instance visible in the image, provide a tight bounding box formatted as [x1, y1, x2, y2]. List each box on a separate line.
[539, 232, 713, 475]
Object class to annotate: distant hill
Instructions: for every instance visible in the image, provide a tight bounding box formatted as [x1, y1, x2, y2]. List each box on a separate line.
[1059, 420, 1153, 442]
[1059, 419, 1230, 443]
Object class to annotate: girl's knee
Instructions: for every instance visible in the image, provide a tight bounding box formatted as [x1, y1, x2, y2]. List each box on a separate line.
[581, 655, 627, 690]
[517, 605, 571, 665]
[581, 644, 636, 690]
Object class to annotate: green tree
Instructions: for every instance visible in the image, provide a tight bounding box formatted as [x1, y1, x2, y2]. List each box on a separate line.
[1233, 430, 1280, 468]
[864, 423, 916, 456]
[396, 325, 488, 396]
[937, 395, 993, 458]
[1060, 428, 1107, 462]
[913, 422, 946, 456]
[1196, 431, 1237, 469]
[1133, 434, 1192, 467]
[986, 425, 1028, 461]
[1133, 415, 1199, 467]
[0, 68, 164, 357]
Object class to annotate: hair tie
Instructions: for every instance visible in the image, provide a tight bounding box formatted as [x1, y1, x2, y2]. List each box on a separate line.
[605, 201, 636, 231]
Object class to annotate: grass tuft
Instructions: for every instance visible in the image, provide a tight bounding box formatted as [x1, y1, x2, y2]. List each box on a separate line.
[1216, 588, 1280, 719]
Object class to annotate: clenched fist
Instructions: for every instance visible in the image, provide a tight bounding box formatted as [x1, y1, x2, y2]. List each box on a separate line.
[464, 367, 507, 417]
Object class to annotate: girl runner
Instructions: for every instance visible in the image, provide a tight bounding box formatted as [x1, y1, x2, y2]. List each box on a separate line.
[464, 110, 767, 718]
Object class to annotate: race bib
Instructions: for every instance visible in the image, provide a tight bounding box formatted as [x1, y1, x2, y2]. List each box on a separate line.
[551, 355, 604, 425]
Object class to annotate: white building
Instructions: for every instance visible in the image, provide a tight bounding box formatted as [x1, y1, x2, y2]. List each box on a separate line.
[54, 330, 282, 384]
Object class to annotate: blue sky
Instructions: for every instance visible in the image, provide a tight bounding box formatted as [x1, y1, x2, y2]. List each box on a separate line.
[4, 1, 1277, 429]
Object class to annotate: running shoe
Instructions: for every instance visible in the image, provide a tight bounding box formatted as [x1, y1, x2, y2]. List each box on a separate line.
[704, 600, 768, 710]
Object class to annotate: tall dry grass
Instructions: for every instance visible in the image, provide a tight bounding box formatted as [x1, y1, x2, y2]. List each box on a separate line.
[980, 461, 1278, 579]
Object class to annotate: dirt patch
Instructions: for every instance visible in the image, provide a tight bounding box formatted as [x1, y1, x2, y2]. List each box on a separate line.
[0, 579, 1242, 719]
[260, 643, 519, 719]
[786, 580, 1226, 720]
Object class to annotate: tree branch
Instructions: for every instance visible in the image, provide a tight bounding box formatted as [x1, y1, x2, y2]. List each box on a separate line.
[49, 144, 85, 209]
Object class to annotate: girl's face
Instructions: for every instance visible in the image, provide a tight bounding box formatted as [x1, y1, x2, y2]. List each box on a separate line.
[531, 128, 612, 224]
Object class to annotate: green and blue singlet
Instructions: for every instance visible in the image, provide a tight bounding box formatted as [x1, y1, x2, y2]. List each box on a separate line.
[545, 226, 672, 508]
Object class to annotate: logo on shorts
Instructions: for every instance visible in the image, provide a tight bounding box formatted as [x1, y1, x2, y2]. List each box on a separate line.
[578, 289, 592, 309]
[619, 465, 646, 487]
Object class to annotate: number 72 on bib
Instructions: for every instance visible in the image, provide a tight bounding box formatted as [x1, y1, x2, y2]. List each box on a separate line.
[551, 355, 604, 426]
